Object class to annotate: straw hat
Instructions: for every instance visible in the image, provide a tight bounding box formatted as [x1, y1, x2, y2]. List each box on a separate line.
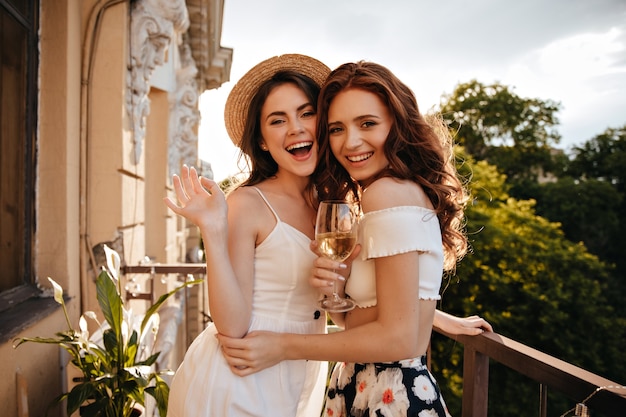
[224, 54, 331, 147]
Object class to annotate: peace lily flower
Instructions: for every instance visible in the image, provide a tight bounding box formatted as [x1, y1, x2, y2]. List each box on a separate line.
[13, 248, 202, 417]
[83, 310, 101, 328]
[103, 244, 121, 282]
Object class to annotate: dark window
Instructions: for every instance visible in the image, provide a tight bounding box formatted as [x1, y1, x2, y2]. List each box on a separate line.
[0, 0, 38, 308]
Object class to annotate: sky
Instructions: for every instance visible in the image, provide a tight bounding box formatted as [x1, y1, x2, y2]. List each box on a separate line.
[197, 0, 626, 182]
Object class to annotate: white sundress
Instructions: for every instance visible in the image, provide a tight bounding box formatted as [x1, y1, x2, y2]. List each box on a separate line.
[167, 188, 327, 417]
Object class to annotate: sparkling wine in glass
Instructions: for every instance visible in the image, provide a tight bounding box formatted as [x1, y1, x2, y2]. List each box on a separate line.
[315, 200, 358, 312]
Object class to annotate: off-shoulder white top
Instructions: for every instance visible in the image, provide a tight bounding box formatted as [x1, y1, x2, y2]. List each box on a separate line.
[345, 206, 444, 308]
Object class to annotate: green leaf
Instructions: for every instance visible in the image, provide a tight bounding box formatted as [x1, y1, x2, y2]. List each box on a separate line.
[121, 376, 145, 405]
[13, 336, 65, 348]
[79, 398, 112, 417]
[66, 382, 96, 416]
[136, 352, 160, 367]
[87, 343, 109, 365]
[96, 270, 123, 335]
[102, 329, 119, 358]
[128, 329, 138, 347]
[146, 374, 170, 417]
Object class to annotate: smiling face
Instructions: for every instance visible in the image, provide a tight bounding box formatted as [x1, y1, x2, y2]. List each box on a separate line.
[259, 82, 318, 178]
[327, 88, 393, 183]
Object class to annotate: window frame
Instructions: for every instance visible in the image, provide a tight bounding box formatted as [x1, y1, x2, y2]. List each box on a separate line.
[0, 0, 39, 311]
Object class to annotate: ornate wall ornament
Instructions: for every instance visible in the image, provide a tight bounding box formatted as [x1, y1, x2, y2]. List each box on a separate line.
[127, 0, 189, 164]
[168, 42, 202, 177]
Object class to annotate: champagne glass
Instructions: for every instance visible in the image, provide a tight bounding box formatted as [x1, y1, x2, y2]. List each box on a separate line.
[315, 200, 359, 312]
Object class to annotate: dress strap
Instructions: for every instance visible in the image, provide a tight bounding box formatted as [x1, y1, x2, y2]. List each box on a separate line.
[249, 187, 280, 222]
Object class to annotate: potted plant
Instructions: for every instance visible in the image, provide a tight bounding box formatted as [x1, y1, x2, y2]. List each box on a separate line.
[14, 245, 201, 417]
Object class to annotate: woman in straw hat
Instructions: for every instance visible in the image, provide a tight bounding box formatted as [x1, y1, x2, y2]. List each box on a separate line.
[164, 54, 332, 417]
[217, 60, 493, 417]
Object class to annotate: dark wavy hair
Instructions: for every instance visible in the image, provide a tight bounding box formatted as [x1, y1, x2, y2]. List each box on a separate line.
[235, 70, 321, 194]
[312, 61, 468, 271]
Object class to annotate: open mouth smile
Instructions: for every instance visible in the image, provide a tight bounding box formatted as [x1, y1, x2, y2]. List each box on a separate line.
[286, 141, 313, 157]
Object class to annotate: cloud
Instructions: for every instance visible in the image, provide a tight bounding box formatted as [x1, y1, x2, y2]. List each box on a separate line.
[199, 0, 626, 180]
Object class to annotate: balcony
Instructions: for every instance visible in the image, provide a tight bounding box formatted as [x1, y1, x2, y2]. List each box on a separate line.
[432, 327, 626, 417]
[123, 264, 626, 417]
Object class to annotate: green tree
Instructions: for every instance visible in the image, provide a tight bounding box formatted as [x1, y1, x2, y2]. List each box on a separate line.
[567, 125, 626, 193]
[531, 178, 622, 265]
[530, 126, 626, 319]
[565, 126, 626, 271]
[439, 80, 562, 182]
[432, 150, 625, 417]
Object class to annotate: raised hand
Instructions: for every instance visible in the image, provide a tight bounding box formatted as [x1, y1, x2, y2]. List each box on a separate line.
[163, 165, 227, 236]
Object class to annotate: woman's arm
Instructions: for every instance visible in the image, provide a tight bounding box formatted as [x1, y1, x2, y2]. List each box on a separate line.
[163, 166, 255, 338]
[203, 189, 257, 337]
[218, 181, 428, 372]
[217, 307, 492, 374]
[217, 179, 492, 374]
[219, 247, 423, 375]
[433, 310, 492, 335]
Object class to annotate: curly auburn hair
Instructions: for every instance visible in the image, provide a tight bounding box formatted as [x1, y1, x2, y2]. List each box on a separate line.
[312, 61, 469, 271]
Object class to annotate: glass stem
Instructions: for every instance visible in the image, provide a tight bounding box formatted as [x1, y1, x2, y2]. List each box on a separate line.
[332, 269, 341, 302]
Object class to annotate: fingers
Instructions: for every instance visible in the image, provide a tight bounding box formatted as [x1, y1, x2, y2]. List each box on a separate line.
[480, 319, 493, 332]
[313, 255, 347, 273]
[200, 176, 219, 195]
[168, 165, 220, 205]
[467, 327, 485, 336]
[464, 315, 493, 333]
[217, 335, 259, 376]
[171, 173, 189, 204]
[310, 239, 321, 256]
[190, 166, 209, 195]
[230, 364, 255, 377]
[177, 165, 205, 196]
[180, 165, 196, 198]
[163, 196, 181, 214]
[310, 261, 345, 291]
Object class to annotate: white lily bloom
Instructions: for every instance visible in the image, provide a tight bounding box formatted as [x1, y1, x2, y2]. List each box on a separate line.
[79, 316, 88, 333]
[84, 311, 98, 321]
[103, 244, 121, 281]
[78, 316, 91, 349]
[48, 277, 64, 305]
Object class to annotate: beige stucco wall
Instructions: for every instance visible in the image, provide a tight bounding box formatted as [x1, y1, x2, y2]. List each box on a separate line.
[1, 0, 230, 414]
[37, 0, 82, 298]
[145, 89, 172, 263]
[0, 311, 70, 417]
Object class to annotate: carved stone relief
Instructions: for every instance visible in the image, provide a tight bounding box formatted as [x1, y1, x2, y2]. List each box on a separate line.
[168, 42, 202, 176]
[127, 0, 190, 164]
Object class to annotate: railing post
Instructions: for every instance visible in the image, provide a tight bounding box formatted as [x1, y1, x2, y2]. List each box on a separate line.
[462, 345, 489, 417]
[539, 384, 548, 417]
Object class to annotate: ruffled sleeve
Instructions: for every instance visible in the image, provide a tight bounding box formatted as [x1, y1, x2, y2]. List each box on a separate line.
[360, 206, 442, 260]
[346, 206, 444, 306]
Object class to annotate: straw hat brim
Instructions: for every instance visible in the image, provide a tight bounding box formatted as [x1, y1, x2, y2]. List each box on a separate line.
[224, 54, 331, 147]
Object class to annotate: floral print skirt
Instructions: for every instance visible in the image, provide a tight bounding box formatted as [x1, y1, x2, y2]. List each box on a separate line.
[323, 356, 452, 417]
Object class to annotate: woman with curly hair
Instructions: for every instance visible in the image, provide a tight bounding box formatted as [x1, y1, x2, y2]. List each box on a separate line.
[218, 61, 488, 416]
